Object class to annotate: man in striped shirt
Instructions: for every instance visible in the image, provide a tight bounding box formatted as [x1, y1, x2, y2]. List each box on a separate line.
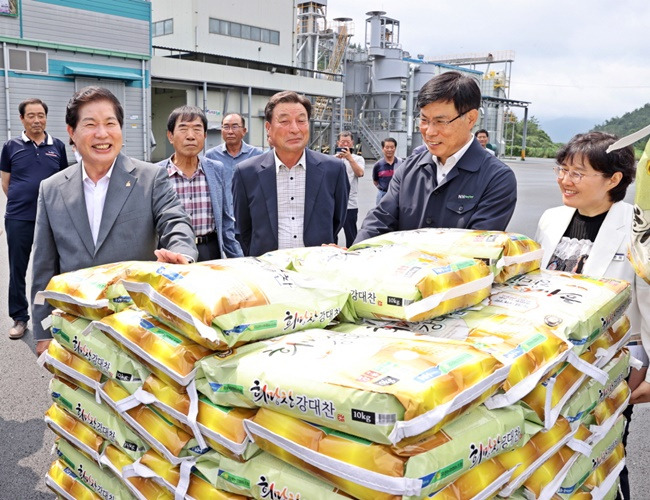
[159, 106, 242, 261]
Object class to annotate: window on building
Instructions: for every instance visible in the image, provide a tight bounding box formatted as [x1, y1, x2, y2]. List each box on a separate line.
[208, 18, 279, 45]
[2, 48, 48, 73]
[153, 18, 173, 37]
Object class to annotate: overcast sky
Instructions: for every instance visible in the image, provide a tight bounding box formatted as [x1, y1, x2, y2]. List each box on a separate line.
[327, 0, 650, 136]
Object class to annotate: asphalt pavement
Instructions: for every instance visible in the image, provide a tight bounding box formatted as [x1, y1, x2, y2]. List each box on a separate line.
[0, 157, 647, 499]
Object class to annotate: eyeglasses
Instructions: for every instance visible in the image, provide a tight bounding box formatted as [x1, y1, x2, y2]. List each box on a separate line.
[418, 112, 466, 130]
[222, 125, 242, 131]
[553, 166, 604, 184]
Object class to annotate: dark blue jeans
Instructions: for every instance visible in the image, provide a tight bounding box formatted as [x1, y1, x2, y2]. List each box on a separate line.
[5, 218, 35, 323]
[342, 208, 358, 248]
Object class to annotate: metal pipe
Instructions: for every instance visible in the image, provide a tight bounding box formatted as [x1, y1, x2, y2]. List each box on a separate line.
[3, 42, 11, 141]
[406, 63, 417, 152]
[521, 107, 528, 161]
[141, 59, 148, 160]
[247, 86, 252, 144]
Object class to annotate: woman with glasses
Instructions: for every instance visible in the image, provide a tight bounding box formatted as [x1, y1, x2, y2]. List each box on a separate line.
[535, 131, 650, 500]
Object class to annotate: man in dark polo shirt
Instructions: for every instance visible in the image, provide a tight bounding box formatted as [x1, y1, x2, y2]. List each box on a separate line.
[372, 137, 400, 205]
[1, 98, 68, 339]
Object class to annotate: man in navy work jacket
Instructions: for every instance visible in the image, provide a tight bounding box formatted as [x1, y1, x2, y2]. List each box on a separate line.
[159, 106, 242, 261]
[355, 71, 517, 243]
[233, 90, 349, 257]
[1, 98, 68, 340]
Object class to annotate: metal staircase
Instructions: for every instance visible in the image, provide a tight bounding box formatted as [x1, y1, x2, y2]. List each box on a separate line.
[354, 117, 382, 159]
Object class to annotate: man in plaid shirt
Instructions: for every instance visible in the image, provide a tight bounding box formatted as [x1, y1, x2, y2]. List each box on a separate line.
[158, 106, 242, 261]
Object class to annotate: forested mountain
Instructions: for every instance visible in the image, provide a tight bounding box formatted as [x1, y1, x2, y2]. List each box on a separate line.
[593, 103, 650, 155]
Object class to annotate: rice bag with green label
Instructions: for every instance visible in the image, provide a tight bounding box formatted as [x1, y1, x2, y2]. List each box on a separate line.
[100, 379, 207, 466]
[583, 380, 630, 442]
[554, 415, 626, 498]
[35, 261, 133, 319]
[40, 338, 104, 396]
[579, 442, 625, 499]
[350, 227, 543, 282]
[561, 351, 630, 429]
[196, 327, 509, 445]
[244, 403, 540, 499]
[194, 450, 350, 499]
[630, 134, 650, 284]
[117, 259, 352, 350]
[285, 245, 493, 321]
[485, 269, 631, 354]
[339, 312, 571, 408]
[45, 459, 101, 500]
[50, 377, 148, 460]
[429, 458, 515, 500]
[55, 437, 135, 500]
[51, 310, 150, 394]
[88, 307, 213, 387]
[45, 403, 105, 463]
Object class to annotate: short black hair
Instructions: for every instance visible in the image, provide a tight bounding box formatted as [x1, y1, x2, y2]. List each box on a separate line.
[265, 91, 312, 122]
[167, 105, 208, 133]
[222, 112, 245, 128]
[475, 129, 489, 137]
[417, 71, 481, 114]
[19, 98, 48, 117]
[66, 87, 123, 130]
[338, 131, 353, 141]
[556, 131, 635, 203]
[381, 137, 397, 148]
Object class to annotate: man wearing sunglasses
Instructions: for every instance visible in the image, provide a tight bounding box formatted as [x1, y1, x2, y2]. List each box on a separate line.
[355, 71, 517, 242]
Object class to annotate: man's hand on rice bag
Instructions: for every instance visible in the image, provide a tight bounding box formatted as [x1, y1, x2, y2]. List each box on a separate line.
[630, 380, 650, 404]
[154, 248, 191, 264]
[36, 339, 51, 357]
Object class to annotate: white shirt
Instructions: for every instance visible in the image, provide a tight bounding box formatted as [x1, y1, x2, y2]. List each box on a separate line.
[274, 150, 307, 249]
[342, 153, 365, 209]
[82, 160, 116, 245]
[433, 135, 474, 186]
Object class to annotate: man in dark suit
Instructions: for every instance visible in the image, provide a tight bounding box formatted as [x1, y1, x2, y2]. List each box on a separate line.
[31, 87, 197, 355]
[233, 91, 349, 256]
[355, 72, 516, 243]
[158, 105, 242, 261]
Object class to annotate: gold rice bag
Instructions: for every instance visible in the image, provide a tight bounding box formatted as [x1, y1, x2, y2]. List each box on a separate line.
[285, 245, 493, 322]
[100, 379, 206, 465]
[117, 259, 352, 350]
[348, 311, 571, 408]
[40, 338, 104, 396]
[194, 450, 352, 499]
[244, 403, 539, 500]
[137, 450, 248, 500]
[45, 403, 105, 462]
[486, 269, 631, 354]
[495, 416, 577, 497]
[55, 437, 135, 500]
[196, 327, 509, 445]
[630, 135, 650, 284]
[350, 227, 543, 282]
[429, 458, 514, 499]
[555, 415, 626, 498]
[45, 459, 101, 500]
[35, 261, 133, 319]
[50, 377, 149, 460]
[99, 444, 173, 500]
[579, 442, 625, 498]
[50, 310, 150, 394]
[90, 307, 213, 387]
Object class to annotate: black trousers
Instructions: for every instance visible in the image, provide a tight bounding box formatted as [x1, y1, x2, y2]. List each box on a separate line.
[342, 208, 358, 248]
[5, 219, 35, 323]
[196, 235, 222, 262]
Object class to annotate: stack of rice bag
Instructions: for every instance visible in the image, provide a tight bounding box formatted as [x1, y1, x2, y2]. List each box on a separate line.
[36, 228, 636, 499]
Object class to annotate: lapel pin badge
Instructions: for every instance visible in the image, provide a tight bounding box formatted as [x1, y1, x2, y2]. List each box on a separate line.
[126, 181, 131, 187]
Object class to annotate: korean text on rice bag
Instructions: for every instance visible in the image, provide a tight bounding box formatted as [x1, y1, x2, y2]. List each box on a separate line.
[244, 404, 540, 500]
[350, 227, 543, 282]
[196, 328, 509, 445]
[288, 245, 493, 321]
[89, 307, 212, 387]
[55, 437, 135, 500]
[45, 403, 105, 462]
[51, 310, 150, 394]
[117, 259, 351, 350]
[579, 442, 625, 498]
[40, 338, 104, 396]
[50, 377, 149, 460]
[194, 450, 350, 499]
[344, 311, 571, 408]
[45, 459, 101, 500]
[35, 261, 133, 320]
[485, 269, 631, 353]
